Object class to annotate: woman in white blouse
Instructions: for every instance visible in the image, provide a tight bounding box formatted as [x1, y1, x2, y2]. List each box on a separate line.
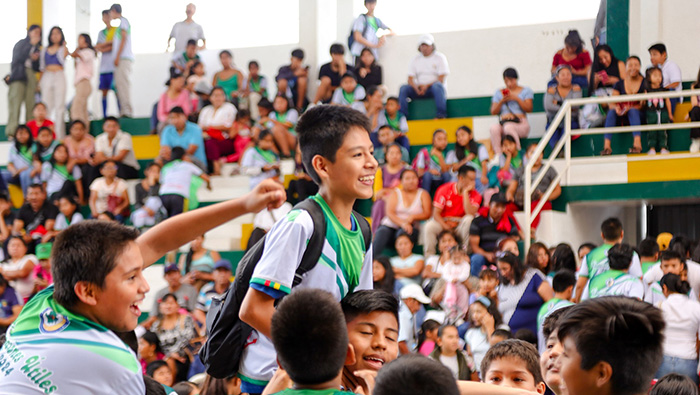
[199, 86, 238, 175]
[655, 273, 700, 385]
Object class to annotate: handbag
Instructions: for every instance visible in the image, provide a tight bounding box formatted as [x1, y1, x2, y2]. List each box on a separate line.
[106, 181, 130, 216]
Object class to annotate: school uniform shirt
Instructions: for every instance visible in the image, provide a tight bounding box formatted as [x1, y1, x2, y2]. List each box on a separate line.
[659, 293, 700, 360]
[376, 110, 408, 134]
[8, 144, 35, 171]
[660, 59, 682, 93]
[536, 297, 574, 352]
[89, 177, 128, 215]
[330, 85, 366, 106]
[94, 130, 140, 170]
[246, 75, 269, 97]
[97, 27, 117, 73]
[581, 269, 644, 300]
[159, 161, 203, 198]
[576, 244, 643, 280]
[238, 194, 373, 390]
[350, 14, 389, 58]
[35, 141, 60, 163]
[414, 147, 445, 179]
[195, 282, 225, 314]
[41, 162, 82, 198]
[0, 286, 145, 394]
[269, 109, 299, 134]
[160, 121, 207, 165]
[111, 16, 134, 61]
[240, 147, 280, 190]
[54, 212, 84, 231]
[445, 144, 490, 180]
[645, 281, 698, 306]
[408, 51, 450, 87]
[644, 260, 700, 300]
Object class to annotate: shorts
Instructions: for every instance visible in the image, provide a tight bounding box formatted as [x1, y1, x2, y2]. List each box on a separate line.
[99, 72, 114, 91]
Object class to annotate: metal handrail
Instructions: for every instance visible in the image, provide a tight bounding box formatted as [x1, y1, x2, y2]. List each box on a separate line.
[523, 89, 700, 252]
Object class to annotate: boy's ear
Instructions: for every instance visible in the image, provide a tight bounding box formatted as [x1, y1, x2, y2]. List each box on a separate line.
[311, 154, 330, 181]
[74, 281, 99, 306]
[535, 381, 547, 394]
[345, 343, 357, 366]
[594, 361, 613, 389]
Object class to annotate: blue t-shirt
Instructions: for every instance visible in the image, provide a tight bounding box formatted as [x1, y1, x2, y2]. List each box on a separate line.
[492, 86, 534, 116]
[160, 121, 207, 165]
[0, 285, 20, 320]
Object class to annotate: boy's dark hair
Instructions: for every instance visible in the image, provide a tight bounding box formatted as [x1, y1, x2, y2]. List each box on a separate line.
[514, 328, 537, 346]
[271, 289, 348, 385]
[377, 124, 392, 134]
[541, 305, 574, 340]
[68, 120, 85, 131]
[608, 243, 634, 270]
[330, 43, 345, 55]
[186, 39, 197, 47]
[627, 55, 641, 64]
[639, 237, 660, 258]
[169, 106, 185, 115]
[557, 297, 665, 394]
[341, 289, 399, 324]
[660, 249, 682, 263]
[374, 354, 459, 395]
[102, 9, 110, 16]
[651, 373, 699, 395]
[170, 146, 186, 161]
[660, 273, 691, 295]
[52, 221, 140, 308]
[341, 71, 357, 82]
[648, 43, 667, 54]
[144, 375, 167, 395]
[291, 48, 305, 59]
[365, 0, 377, 4]
[172, 382, 198, 395]
[503, 67, 518, 79]
[437, 324, 458, 338]
[28, 183, 44, 192]
[37, 126, 53, 137]
[296, 105, 371, 184]
[145, 360, 169, 378]
[491, 328, 512, 340]
[110, 3, 122, 14]
[0, 192, 8, 202]
[669, 235, 692, 258]
[248, 60, 259, 68]
[103, 116, 120, 125]
[480, 339, 544, 384]
[257, 97, 274, 111]
[457, 164, 476, 177]
[386, 96, 399, 104]
[502, 134, 517, 145]
[258, 129, 272, 142]
[552, 269, 576, 293]
[601, 217, 623, 241]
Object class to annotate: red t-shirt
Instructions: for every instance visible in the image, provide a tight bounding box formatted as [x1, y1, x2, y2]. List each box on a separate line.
[433, 182, 482, 218]
[26, 119, 56, 138]
[552, 50, 592, 72]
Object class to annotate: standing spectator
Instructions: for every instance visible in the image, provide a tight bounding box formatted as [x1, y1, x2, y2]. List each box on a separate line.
[399, 34, 449, 119]
[156, 73, 192, 133]
[469, 194, 520, 277]
[95, 9, 118, 118]
[6, 25, 41, 139]
[354, 48, 383, 90]
[110, 3, 134, 118]
[549, 30, 591, 89]
[92, 116, 140, 180]
[212, 50, 244, 103]
[199, 87, 237, 174]
[349, 0, 392, 63]
[88, 160, 130, 220]
[161, 106, 207, 171]
[0, 275, 22, 334]
[40, 26, 68, 139]
[159, 147, 210, 218]
[26, 102, 55, 138]
[242, 61, 268, 120]
[600, 56, 645, 155]
[168, 3, 205, 53]
[489, 68, 534, 155]
[0, 237, 38, 302]
[276, 49, 309, 111]
[313, 44, 351, 105]
[171, 39, 200, 76]
[649, 43, 682, 111]
[69, 33, 96, 128]
[12, 184, 58, 250]
[544, 65, 582, 148]
[63, 120, 95, 197]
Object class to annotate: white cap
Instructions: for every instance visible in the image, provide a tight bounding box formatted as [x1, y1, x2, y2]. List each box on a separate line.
[418, 34, 435, 47]
[400, 283, 431, 304]
[424, 309, 446, 325]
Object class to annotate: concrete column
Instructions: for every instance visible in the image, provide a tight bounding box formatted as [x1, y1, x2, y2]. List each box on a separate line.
[27, 0, 42, 27]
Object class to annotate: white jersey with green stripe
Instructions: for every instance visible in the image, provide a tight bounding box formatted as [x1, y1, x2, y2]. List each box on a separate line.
[577, 244, 643, 279]
[0, 286, 144, 394]
[582, 269, 644, 300]
[239, 195, 373, 387]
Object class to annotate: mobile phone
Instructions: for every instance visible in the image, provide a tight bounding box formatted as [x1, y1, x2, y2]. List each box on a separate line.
[502, 89, 510, 96]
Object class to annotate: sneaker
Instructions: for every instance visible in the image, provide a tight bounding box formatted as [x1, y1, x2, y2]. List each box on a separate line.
[691, 139, 700, 153]
[660, 148, 670, 154]
[647, 148, 656, 155]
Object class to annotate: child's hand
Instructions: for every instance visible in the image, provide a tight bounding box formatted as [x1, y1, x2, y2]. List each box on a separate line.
[262, 369, 292, 395]
[353, 369, 377, 395]
[244, 179, 286, 213]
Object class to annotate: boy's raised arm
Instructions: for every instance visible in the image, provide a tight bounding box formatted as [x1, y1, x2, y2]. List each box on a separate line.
[137, 179, 286, 267]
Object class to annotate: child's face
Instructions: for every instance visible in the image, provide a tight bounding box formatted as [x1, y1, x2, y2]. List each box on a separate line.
[259, 134, 275, 151]
[70, 123, 86, 139]
[502, 139, 517, 155]
[258, 105, 271, 117]
[33, 104, 46, 119]
[479, 276, 498, 294]
[186, 44, 197, 57]
[152, 365, 174, 387]
[578, 247, 591, 262]
[438, 234, 457, 253]
[377, 128, 395, 146]
[385, 145, 402, 165]
[385, 100, 399, 115]
[341, 77, 357, 93]
[660, 258, 682, 275]
[438, 326, 461, 353]
[53, 146, 68, 164]
[559, 336, 602, 395]
[484, 356, 545, 393]
[101, 162, 118, 179]
[541, 330, 567, 395]
[16, 128, 30, 144]
[192, 63, 204, 76]
[649, 69, 663, 87]
[433, 132, 448, 151]
[346, 311, 399, 372]
[40, 258, 51, 270]
[58, 198, 75, 217]
[372, 260, 386, 282]
[249, 63, 259, 76]
[456, 129, 471, 147]
[273, 96, 288, 113]
[470, 302, 488, 327]
[37, 130, 53, 147]
[395, 236, 413, 257]
[321, 127, 377, 200]
[649, 49, 665, 66]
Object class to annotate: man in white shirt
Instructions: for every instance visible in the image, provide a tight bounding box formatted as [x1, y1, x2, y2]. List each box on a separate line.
[649, 43, 682, 111]
[110, 4, 134, 117]
[397, 283, 431, 355]
[398, 34, 450, 119]
[93, 116, 140, 180]
[168, 3, 206, 55]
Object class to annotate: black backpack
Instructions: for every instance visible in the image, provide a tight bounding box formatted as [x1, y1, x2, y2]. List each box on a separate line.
[199, 198, 371, 378]
[347, 14, 369, 51]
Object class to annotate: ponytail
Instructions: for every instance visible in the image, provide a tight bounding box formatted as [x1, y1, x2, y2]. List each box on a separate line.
[660, 273, 691, 295]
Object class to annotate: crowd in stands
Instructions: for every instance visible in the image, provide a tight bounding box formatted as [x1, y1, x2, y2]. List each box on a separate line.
[3, 1, 700, 394]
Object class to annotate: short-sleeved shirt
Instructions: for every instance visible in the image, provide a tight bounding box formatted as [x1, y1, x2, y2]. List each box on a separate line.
[330, 85, 366, 106]
[269, 109, 299, 134]
[240, 147, 280, 189]
[198, 103, 237, 130]
[498, 268, 546, 334]
[246, 75, 269, 97]
[150, 284, 198, 317]
[94, 130, 140, 170]
[112, 16, 134, 61]
[195, 282, 225, 313]
[169, 20, 205, 54]
[582, 269, 644, 300]
[97, 27, 117, 73]
[408, 51, 450, 86]
[159, 160, 203, 198]
[536, 297, 574, 352]
[552, 50, 592, 72]
[492, 87, 534, 116]
[434, 182, 482, 219]
[577, 244, 643, 279]
[398, 302, 418, 351]
[89, 177, 129, 215]
[239, 194, 373, 388]
[17, 201, 59, 234]
[161, 122, 207, 165]
[0, 287, 145, 393]
[350, 14, 389, 58]
[54, 212, 84, 231]
[513, 165, 558, 202]
[661, 59, 682, 92]
[41, 162, 82, 197]
[0, 284, 22, 332]
[27, 119, 55, 138]
[319, 63, 352, 88]
[469, 214, 519, 252]
[376, 110, 408, 134]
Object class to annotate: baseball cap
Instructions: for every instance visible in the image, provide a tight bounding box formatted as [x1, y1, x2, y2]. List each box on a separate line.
[213, 259, 232, 271]
[657, 232, 673, 251]
[399, 283, 431, 304]
[35, 242, 52, 260]
[418, 34, 435, 47]
[163, 263, 179, 274]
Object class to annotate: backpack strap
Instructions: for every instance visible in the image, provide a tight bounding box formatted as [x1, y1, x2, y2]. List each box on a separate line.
[291, 199, 327, 287]
[353, 210, 372, 253]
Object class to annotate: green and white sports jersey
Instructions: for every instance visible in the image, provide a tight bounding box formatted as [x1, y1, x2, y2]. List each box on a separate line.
[644, 281, 698, 306]
[239, 194, 373, 388]
[536, 297, 574, 352]
[583, 269, 644, 300]
[577, 244, 643, 279]
[0, 286, 144, 394]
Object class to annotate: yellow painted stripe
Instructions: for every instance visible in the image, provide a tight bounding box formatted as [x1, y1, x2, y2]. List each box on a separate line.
[27, 0, 42, 28]
[240, 223, 254, 250]
[132, 135, 160, 160]
[628, 157, 700, 183]
[406, 117, 474, 145]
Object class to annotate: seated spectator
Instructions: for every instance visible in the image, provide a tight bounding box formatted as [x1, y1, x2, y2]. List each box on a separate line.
[330, 71, 366, 106]
[505, 143, 561, 234]
[212, 50, 244, 104]
[88, 160, 130, 221]
[269, 95, 299, 158]
[376, 96, 409, 151]
[465, 296, 508, 378]
[0, 274, 22, 334]
[193, 260, 231, 323]
[156, 73, 192, 133]
[353, 85, 384, 133]
[526, 242, 551, 274]
[349, 0, 392, 64]
[469, 194, 519, 276]
[242, 61, 268, 120]
[643, 66, 674, 155]
[589, 44, 626, 95]
[492, 135, 523, 197]
[470, 268, 500, 305]
[199, 86, 237, 173]
[544, 65, 582, 148]
[240, 129, 281, 190]
[138, 331, 166, 373]
[313, 43, 351, 105]
[33, 126, 59, 164]
[601, 56, 644, 155]
[390, 233, 425, 291]
[12, 184, 58, 250]
[413, 128, 450, 196]
[549, 30, 591, 89]
[146, 360, 175, 388]
[399, 34, 449, 119]
[446, 125, 490, 194]
[276, 48, 309, 111]
[422, 230, 459, 290]
[162, 106, 207, 172]
[355, 47, 382, 89]
[422, 165, 481, 256]
[374, 126, 409, 165]
[54, 195, 83, 231]
[439, 247, 471, 322]
[92, 116, 140, 180]
[490, 68, 534, 155]
[286, 145, 319, 205]
[171, 39, 200, 76]
[0, 236, 38, 302]
[130, 162, 163, 230]
[186, 60, 207, 113]
[4, 125, 37, 195]
[688, 68, 700, 153]
[0, 193, 15, 249]
[159, 147, 211, 218]
[252, 97, 275, 139]
[227, 109, 254, 163]
[179, 234, 221, 289]
[371, 144, 407, 231]
[372, 255, 396, 294]
[31, 242, 52, 293]
[398, 283, 432, 354]
[41, 144, 83, 204]
[26, 102, 55, 138]
[649, 43, 682, 111]
[151, 292, 197, 381]
[63, 119, 95, 197]
[430, 324, 475, 380]
[581, 243, 643, 300]
[146, 263, 198, 328]
[373, 168, 431, 257]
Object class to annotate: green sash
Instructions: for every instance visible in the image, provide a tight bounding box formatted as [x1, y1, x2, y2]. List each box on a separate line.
[367, 16, 378, 31]
[255, 147, 278, 164]
[19, 145, 33, 163]
[53, 164, 74, 182]
[386, 113, 400, 131]
[342, 90, 355, 104]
